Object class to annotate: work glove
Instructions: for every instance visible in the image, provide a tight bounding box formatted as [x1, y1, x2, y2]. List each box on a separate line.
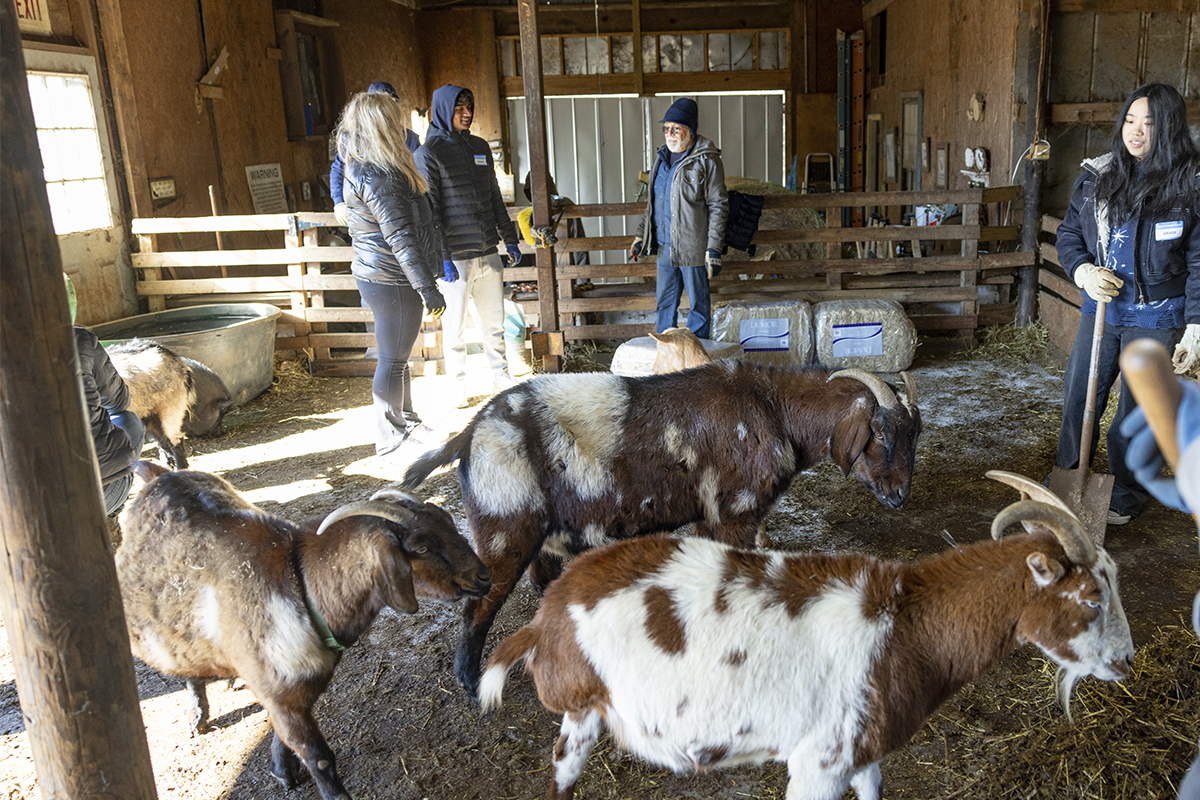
[505, 243, 523, 267]
[419, 286, 446, 318]
[1120, 377, 1200, 513]
[1073, 263, 1122, 302]
[441, 261, 458, 283]
[628, 237, 643, 262]
[334, 202, 349, 227]
[1174, 323, 1200, 376]
[705, 248, 722, 279]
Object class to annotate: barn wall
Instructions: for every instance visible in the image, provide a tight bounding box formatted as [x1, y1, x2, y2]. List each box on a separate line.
[866, 0, 1019, 195]
[419, 9, 504, 146]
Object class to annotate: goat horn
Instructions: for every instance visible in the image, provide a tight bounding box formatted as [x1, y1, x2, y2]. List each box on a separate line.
[827, 369, 898, 409]
[990, 499, 1096, 566]
[985, 470, 1079, 519]
[369, 486, 423, 506]
[316, 500, 416, 536]
[899, 371, 918, 409]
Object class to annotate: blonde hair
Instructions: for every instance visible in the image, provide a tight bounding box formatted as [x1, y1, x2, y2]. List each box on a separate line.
[334, 92, 427, 194]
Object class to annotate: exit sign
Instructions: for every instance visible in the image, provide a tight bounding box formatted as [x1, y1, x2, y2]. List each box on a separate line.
[14, 0, 51, 36]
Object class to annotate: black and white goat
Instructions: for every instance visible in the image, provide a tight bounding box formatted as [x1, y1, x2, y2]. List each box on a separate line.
[401, 362, 921, 698]
[116, 462, 491, 800]
[480, 479, 1135, 800]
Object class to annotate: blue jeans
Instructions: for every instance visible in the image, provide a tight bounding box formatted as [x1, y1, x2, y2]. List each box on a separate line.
[357, 279, 424, 455]
[655, 259, 711, 339]
[1056, 316, 1181, 517]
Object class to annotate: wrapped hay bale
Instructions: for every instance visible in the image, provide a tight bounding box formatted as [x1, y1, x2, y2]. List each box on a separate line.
[814, 299, 916, 372]
[710, 300, 813, 367]
[610, 335, 742, 377]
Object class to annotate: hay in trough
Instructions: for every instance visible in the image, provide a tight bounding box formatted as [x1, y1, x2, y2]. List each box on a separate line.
[909, 625, 1200, 799]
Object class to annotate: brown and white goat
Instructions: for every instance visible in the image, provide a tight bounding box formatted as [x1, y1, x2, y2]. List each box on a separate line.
[480, 497, 1134, 800]
[401, 362, 921, 699]
[116, 462, 491, 800]
[106, 339, 196, 468]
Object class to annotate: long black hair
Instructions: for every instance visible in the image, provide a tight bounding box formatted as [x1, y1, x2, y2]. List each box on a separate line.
[1094, 82, 1199, 223]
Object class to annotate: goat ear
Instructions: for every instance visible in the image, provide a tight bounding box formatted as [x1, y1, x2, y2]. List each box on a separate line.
[830, 409, 871, 476]
[1026, 552, 1065, 587]
[374, 547, 418, 614]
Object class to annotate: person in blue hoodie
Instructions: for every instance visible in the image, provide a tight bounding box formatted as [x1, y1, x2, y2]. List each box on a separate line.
[415, 84, 522, 408]
[330, 81, 420, 227]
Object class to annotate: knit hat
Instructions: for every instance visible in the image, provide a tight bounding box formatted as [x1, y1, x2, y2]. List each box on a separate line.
[367, 81, 400, 100]
[659, 98, 698, 134]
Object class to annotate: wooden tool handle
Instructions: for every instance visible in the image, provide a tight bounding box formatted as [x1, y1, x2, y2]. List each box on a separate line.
[1120, 338, 1183, 468]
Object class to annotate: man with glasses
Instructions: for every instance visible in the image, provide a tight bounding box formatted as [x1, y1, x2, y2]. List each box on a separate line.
[416, 84, 523, 407]
[630, 97, 729, 339]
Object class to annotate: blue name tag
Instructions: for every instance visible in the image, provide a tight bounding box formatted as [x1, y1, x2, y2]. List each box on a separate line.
[1156, 220, 1184, 241]
[474, 154, 488, 167]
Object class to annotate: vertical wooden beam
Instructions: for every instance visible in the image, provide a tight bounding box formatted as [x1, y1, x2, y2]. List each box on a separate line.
[632, 0, 644, 97]
[1018, 0, 1048, 327]
[0, 6, 158, 798]
[518, 0, 561, 372]
[787, 0, 805, 173]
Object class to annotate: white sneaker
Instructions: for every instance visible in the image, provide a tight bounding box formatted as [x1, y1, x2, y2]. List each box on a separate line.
[1107, 508, 1132, 525]
[493, 372, 517, 392]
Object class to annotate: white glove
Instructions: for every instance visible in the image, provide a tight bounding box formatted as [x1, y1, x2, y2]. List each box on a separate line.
[334, 202, 349, 227]
[1073, 263, 1122, 302]
[1174, 323, 1200, 376]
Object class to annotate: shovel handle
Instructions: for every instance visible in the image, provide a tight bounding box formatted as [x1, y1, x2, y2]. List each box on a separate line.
[1120, 338, 1182, 468]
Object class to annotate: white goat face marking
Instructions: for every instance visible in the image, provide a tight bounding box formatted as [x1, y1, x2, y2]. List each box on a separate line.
[195, 585, 222, 644]
[698, 467, 721, 524]
[534, 375, 626, 500]
[1064, 552, 1133, 681]
[264, 594, 333, 684]
[471, 417, 544, 517]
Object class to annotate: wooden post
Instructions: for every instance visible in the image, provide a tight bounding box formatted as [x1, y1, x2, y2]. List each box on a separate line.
[1017, 0, 1048, 327]
[632, 0, 644, 97]
[518, 0, 561, 372]
[209, 185, 229, 277]
[0, 8, 158, 798]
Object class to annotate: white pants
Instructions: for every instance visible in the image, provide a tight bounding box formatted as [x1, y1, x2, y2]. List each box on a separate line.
[438, 253, 510, 386]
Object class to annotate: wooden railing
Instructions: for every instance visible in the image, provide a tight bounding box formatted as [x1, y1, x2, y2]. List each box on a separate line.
[1036, 213, 1082, 365]
[129, 185, 1031, 375]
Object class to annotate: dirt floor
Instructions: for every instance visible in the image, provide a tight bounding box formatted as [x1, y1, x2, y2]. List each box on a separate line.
[2, 334, 1199, 800]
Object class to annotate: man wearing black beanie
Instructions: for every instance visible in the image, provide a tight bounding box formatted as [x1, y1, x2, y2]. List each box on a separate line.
[630, 97, 729, 338]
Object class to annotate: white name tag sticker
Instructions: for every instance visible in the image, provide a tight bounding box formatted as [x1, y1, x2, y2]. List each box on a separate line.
[1156, 220, 1184, 241]
[832, 322, 884, 358]
[739, 318, 789, 352]
[474, 154, 488, 167]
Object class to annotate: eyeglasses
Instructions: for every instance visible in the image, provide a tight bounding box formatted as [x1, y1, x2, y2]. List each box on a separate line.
[662, 124, 686, 136]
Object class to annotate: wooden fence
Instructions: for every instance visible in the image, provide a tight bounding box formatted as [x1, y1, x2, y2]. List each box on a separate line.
[130, 185, 1030, 375]
[1036, 213, 1082, 366]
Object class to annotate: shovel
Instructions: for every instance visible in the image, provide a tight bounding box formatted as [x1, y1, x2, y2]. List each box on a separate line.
[1048, 299, 1115, 546]
[1119, 338, 1200, 528]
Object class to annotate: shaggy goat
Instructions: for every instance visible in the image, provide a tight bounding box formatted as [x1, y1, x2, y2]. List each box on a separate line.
[117, 462, 491, 800]
[106, 339, 195, 468]
[480, 493, 1134, 800]
[401, 361, 921, 698]
[179, 356, 234, 437]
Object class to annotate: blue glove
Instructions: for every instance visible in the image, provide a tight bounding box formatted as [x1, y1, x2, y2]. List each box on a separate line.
[1120, 378, 1200, 512]
[705, 248, 722, 278]
[505, 243, 522, 267]
[442, 261, 458, 282]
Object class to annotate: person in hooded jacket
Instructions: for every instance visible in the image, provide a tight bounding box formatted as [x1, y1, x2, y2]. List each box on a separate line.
[68, 274, 145, 516]
[415, 84, 521, 408]
[1053, 82, 1200, 526]
[335, 91, 447, 457]
[630, 97, 729, 339]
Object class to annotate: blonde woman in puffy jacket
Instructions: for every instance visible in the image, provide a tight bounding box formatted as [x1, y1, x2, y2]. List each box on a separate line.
[335, 92, 446, 457]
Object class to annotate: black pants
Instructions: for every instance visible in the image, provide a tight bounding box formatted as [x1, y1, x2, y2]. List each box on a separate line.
[1056, 315, 1180, 517]
[356, 279, 424, 455]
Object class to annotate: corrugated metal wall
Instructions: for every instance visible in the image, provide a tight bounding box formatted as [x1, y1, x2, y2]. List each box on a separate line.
[507, 93, 785, 264]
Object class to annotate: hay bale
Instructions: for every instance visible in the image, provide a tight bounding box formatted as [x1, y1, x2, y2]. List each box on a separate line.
[610, 335, 742, 377]
[711, 300, 814, 367]
[814, 299, 916, 373]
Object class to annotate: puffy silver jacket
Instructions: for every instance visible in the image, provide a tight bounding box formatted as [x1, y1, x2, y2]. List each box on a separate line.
[636, 135, 729, 266]
[343, 159, 441, 292]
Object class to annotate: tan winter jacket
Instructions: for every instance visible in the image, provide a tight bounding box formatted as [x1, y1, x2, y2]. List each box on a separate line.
[636, 134, 729, 267]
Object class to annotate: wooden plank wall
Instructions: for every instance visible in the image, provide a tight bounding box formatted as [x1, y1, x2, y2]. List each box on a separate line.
[1037, 213, 1082, 367]
[131, 186, 1030, 376]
